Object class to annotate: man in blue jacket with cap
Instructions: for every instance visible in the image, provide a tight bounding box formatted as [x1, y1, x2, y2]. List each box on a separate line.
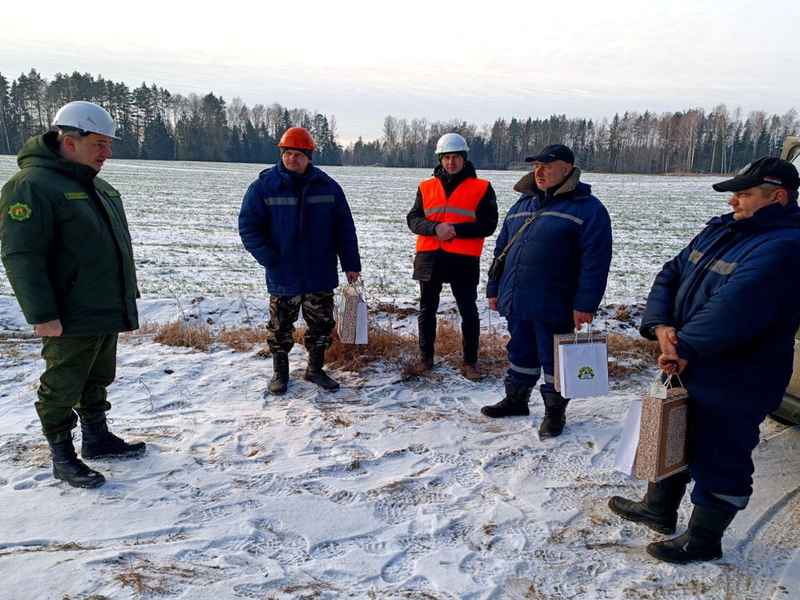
[483, 144, 613, 438]
[609, 157, 800, 564]
[239, 127, 361, 395]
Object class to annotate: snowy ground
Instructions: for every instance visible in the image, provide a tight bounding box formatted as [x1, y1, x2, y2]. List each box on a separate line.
[0, 296, 798, 600]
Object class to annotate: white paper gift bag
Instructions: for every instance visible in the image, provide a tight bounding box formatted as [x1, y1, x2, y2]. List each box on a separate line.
[338, 283, 369, 345]
[615, 397, 642, 476]
[354, 300, 368, 345]
[555, 333, 609, 398]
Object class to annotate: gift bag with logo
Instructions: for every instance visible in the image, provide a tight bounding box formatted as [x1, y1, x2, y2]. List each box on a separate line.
[554, 331, 609, 398]
[633, 374, 689, 482]
[338, 283, 368, 345]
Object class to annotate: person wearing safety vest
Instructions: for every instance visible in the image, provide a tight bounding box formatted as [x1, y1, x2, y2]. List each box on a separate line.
[405, 133, 498, 380]
[0, 101, 145, 489]
[239, 127, 361, 395]
[483, 144, 612, 439]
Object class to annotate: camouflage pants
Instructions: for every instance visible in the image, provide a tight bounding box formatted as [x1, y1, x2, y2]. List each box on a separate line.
[36, 334, 117, 438]
[266, 292, 335, 354]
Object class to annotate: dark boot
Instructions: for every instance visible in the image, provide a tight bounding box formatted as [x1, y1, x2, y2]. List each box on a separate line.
[480, 382, 532, 418]
[402, 355, 434, 377]
[608, 473, 690, 534]
[269, 352, 289, 395]
[81, 419, 146, 459]
[460, 362, 483, 382]
[304, 347, 340, 391]
[539, 391, 569, 439]
[48, 434, 105, 488]
[646, 503, 737, 564]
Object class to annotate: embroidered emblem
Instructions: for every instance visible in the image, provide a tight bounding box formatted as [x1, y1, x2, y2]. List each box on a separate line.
[8, 202, 32, 221]
[577, 366, 595, 380]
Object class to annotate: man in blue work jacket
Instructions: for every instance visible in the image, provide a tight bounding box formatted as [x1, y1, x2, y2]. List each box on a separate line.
[483, 144, 613, 438]
[239, 127, 361, 395]
[609, 157, 800, 564]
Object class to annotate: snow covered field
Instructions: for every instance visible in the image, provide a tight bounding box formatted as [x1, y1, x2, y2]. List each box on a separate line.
[0, 296, 798, 600]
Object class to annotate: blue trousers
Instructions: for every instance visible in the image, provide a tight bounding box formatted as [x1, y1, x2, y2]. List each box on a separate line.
[505, 317, 573, 392]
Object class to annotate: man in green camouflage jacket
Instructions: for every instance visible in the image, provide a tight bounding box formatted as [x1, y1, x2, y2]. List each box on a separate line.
[0, 101, 144, 488]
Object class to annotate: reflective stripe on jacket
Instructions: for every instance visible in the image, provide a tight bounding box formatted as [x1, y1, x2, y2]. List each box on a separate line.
[415, 177, 490, 257]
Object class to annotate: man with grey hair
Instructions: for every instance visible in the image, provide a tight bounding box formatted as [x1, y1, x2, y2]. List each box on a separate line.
[0, 101, 143, 489]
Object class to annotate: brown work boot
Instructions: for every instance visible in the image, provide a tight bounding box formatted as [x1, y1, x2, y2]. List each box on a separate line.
[461, 362, 483, 381]
[402, 355, 434, 377]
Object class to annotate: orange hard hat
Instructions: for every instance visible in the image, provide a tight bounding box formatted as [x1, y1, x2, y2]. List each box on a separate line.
[277, 127, 316, 151]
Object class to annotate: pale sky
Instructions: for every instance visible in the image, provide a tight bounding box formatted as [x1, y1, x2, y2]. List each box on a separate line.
[2, 0, 798, 143]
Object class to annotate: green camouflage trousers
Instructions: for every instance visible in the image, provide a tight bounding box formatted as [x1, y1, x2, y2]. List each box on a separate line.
[36, 334, 117, 438]
[267, 292, 335, 354]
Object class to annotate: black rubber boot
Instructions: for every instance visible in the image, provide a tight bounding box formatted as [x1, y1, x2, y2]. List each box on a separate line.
[269, 352, 289, 395]
[81, 419, 146, 459]
[539, 390, 569, 439]
[48, 434, 106, 488]
[608, 472, 690, 534]
[480, 382, 532, 418]
[646, 503, 737, 564]
[304, 347, 340, 391]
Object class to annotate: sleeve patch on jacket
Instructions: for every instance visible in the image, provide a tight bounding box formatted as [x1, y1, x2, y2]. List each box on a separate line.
[8, 202, 32, 221]
[688, 250, 704, 264]
[708, 259, 737, 275]
[64, 192, 89, 200]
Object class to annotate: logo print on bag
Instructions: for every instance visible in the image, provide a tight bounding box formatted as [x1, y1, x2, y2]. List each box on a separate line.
[577, 366, 595, 380]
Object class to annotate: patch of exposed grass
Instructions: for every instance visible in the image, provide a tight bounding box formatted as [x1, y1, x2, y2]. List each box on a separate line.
[138, 317, 657, 380]
[217, 325, 268, 352]
[607, 334, 660, 378]
[152, 321, 214, 352]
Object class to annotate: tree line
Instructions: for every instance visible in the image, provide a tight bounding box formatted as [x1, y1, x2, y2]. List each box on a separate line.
[0, 69, 342, 164]
[343, 109, 798, 173]
[1, 69, 797, 174]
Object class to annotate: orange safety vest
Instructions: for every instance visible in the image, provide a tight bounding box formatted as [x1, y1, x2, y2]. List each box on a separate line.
[415, 176, 490, 257]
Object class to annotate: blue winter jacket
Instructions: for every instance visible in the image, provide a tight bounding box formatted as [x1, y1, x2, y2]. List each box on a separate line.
[641, 201, 800, 408]
[487, 168, 613, 323]
[239, 162, 361, 296]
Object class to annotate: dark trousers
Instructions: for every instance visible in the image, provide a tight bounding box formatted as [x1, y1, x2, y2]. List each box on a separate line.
[36, 334, 118, 437]
[267, 292, 335, 354]
[505, 317, 573, 392]
[418, 279, 479, 364]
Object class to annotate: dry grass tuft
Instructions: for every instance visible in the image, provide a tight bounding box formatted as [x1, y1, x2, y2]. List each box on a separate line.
[372, 301, 417, 318]
[607, 333, 659, 377]
[433, 319, 509, 376]
[115, 567, 164, 595]
[153, 321, 214, 352]
[325, 325, 416, 371]
[114, 559, 210, 596]
[613, 304, 632, 322]
[217, 326, 268, 352]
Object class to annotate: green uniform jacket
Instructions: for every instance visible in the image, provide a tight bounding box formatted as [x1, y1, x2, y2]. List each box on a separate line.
[0, 133, 139, 335]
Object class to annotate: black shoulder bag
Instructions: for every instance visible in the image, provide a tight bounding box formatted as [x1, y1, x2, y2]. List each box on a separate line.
[487, 208, 545, 281]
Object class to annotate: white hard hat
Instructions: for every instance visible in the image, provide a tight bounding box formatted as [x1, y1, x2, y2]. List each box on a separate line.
[53, 101, 118, 139]
[435, 133, 469, 156]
